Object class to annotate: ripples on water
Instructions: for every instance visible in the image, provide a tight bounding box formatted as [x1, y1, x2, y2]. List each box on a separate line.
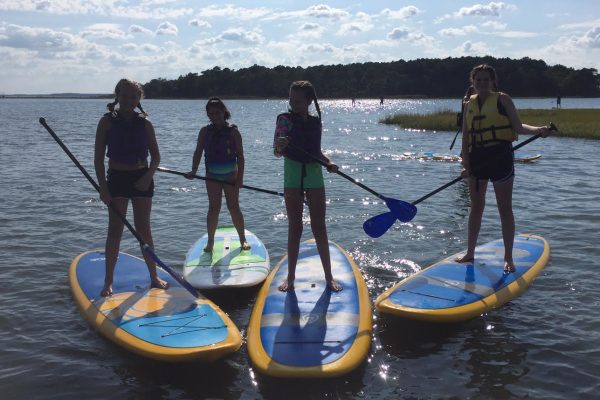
[1, 98, 599, 399]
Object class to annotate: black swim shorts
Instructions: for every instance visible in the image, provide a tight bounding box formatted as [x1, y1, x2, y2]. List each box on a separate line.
[469, 141, 515, 183]
[107, 168, 154, 198]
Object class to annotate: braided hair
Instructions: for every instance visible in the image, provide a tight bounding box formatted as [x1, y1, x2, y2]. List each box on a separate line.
[289, 80, 321, 120]
[106, 78, 148, 117]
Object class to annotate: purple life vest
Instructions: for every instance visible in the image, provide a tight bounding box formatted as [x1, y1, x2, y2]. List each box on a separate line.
[280, 113, 322, 163]
[204, 123, 238, 165]
[105, 112, 149, 165]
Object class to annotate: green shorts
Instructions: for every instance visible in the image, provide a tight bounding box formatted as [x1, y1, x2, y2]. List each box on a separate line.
[284, 158, 324, 189]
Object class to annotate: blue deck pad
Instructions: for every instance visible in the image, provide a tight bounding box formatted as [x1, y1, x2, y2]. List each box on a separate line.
[260, 242, 360, 367]
[75, 251, 229, 348]
[389, 235, 546, 310]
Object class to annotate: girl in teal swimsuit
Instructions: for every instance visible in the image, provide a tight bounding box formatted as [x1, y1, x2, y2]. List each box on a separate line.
[186, 98, 250, 252]
[274, 81, 342, 292]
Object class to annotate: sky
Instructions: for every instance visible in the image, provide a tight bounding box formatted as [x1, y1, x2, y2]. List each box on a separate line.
[1, 0, 599, 94]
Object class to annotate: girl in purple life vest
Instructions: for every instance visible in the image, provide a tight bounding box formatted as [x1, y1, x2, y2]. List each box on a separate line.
[273, 81, 342, 292]
[94, 79, 168, 297]
[186, 98, 250, 252]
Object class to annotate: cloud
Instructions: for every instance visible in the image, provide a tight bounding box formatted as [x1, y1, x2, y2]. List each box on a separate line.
[380, 6, 419, 20]
[220, 28, 263, 44]
[298, 23, 324, 38]
[435, 2, 515, 23]
[196, 4, 272, 20]
[337, 12, 373, 35]
[189, 19, 211, 28]
[156, 21, 177, 36]
[306, 4, 349, 19]
[0, 24, 83, 52]
[80, 24, 127, 40]
[387, 27, 410, 40]
[458, 40, 491, 55]
[456, 2, 514, 17]
[129, 25, 153, 35]
[439, 25, 478, 37]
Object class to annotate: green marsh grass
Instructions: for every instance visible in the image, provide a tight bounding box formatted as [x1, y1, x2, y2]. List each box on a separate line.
[382, 109, 600, 139]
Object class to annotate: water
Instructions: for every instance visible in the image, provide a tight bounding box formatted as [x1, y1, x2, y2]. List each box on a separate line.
[1, 97, 599, 399]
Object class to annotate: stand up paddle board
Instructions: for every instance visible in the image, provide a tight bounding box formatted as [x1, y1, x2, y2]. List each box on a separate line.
[375, 234, 549, 323]
[247, 240, 372, 378]
[184, 225, 269, 289]
[70, 251, 242, 362]
[403, 151, 541, 163]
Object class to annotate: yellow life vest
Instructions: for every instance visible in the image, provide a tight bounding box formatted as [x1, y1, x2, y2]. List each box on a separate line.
[466, 92, 517, 148]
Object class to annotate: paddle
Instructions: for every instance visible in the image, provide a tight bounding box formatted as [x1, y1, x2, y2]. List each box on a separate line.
[157, 167, 286, 199]
[280, 138, 417, 222]
[39, 118, 199, 298]
[363, 122, 558, 238]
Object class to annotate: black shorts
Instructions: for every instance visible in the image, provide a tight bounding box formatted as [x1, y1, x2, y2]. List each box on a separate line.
[469, 141, 514, 183]
[107, 168, 154, 198]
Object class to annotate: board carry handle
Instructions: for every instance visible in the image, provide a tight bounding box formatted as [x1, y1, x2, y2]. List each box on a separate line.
[39, 117, 199, 298]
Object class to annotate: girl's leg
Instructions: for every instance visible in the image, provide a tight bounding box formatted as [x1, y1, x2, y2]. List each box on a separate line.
[279, 188, 304, 292]
[493, 178, 515, 272]
[456, 177, 488, 262]
[205, 180, 223, 252]
[223, 183, 249, 249]
[102, 198, 128, 296]
[306, 188, 342, 292]
[132, 196, 168, 289]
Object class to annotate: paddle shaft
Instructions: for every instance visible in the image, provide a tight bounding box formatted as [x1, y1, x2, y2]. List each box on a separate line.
[284, 141, 385, 200]
[157, 167, 284, 198]
[39, 118, 199, 298]
[413, 130, 547, 205]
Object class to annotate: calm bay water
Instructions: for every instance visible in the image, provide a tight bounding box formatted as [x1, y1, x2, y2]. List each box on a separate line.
[1, 97, 599, 399]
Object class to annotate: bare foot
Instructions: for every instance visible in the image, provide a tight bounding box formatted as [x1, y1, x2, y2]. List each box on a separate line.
[504, 261, 516, 273]
[241, 241, 251, 251]
[100, 283, 113, 297]
[328, 279, 343, 292]
[203, 243, 213, 252]
[151, 277, 169, 290]
[278, 280, 294, 292]
[455, 254, 475, 263]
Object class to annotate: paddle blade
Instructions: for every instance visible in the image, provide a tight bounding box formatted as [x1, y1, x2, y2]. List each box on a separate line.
[363, 212, 397, 238]
[384, 198, 417, 222]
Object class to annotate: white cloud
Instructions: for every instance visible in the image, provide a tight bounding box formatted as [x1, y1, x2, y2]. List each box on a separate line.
[196, 4, 272, 20]
[0, 24, 84, 52]
[457, 40, 491, 55]
[80, 24, 127, 40]
[380, 6, 419, 20]
[156, 21, 177, 36]
[481, 20, 507, 30]
[439, 25, 478, 37]
[456, 2, 513, 17]
[129, 25, 153, 35]
[220, 28, 263, 44]
[306, 4, 349, 19]
[189, 19, 211, 28]
[387, 27, 410, 40]
[298, 23, 324, 38]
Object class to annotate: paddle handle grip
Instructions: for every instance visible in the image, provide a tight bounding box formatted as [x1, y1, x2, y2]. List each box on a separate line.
[39, 118, 199, 298]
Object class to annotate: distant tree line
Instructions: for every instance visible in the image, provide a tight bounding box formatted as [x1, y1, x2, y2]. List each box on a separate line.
[143, 56, 600, 99]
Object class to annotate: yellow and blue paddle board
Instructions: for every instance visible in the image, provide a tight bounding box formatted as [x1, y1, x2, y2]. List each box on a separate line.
[70, 251, 242, 362]
[247, 240, 372, 378]
[375, 234, 550, 323]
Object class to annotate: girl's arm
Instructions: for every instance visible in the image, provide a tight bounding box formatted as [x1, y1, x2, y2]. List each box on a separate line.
[188, 127, 206, 176]
[499, 93, 552, 136]
[136, 120, 160, 191]
[94, 116, 111, 204]
[233, 127, 244, 187]
[273, 114, 291, 157]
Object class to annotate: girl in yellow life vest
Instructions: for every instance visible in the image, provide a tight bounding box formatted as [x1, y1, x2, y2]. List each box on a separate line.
[457, 64, 552, 273]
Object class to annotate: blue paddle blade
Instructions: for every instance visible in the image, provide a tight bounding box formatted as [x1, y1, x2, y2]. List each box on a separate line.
[363, 212, 398, 238]
[384, 198, 417, 222]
